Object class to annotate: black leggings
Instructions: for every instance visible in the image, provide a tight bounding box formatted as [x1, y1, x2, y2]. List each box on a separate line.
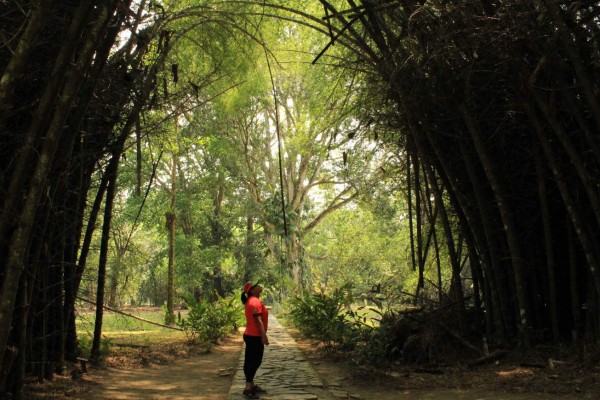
[243, 334, 264, 383]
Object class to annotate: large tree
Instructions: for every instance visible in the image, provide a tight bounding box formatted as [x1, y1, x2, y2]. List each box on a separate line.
[206, 53, 375, 286]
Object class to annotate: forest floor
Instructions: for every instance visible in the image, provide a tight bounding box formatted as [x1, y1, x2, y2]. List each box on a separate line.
[23, 325, 600, 399]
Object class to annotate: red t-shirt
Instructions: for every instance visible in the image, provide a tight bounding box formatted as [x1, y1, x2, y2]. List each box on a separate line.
[244, 296, 268, 336]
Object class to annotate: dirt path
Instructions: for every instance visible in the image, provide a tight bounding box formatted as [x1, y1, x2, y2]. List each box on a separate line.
[25, 324, 597, 399]
[24, 335, 244, 400]
[87, 335, 243, 400]
[83, 331, 590, 400]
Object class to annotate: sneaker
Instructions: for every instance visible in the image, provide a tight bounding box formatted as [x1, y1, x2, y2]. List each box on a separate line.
[242, 389, 259, 399]
[252, 385, 267, 394]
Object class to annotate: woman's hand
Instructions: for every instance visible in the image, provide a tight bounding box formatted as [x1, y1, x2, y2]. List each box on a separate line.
[262, 334, 269, 346]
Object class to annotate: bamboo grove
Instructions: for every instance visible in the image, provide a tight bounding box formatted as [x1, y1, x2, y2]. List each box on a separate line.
[0, 0, 208, 395]
[1, 0, 600, 397]
[316, 0, 600, 347]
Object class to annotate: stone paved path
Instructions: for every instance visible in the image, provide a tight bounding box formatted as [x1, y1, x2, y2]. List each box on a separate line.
[228, 314, 352, 400]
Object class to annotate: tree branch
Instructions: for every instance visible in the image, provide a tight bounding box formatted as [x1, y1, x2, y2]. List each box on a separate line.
[304, 188, 358, 232]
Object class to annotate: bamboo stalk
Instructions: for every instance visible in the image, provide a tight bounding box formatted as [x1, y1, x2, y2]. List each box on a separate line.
[534, 92, 600, 229]
[533, 141, 559, 342]
[461, 104, 531, 345]
[525, 101, 600, 316]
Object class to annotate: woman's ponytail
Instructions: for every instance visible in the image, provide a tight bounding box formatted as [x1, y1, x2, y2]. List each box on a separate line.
[241, 281, 257, 304]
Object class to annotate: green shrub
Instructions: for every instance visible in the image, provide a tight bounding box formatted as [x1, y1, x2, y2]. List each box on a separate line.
[76, 334, 112, 361]
[288, 286, 360, 350]
[288, 288, 434, 366]
[177, 294, 244, 345]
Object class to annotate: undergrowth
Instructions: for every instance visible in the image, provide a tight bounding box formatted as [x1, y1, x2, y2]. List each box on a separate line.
[176, 294, 244, 345]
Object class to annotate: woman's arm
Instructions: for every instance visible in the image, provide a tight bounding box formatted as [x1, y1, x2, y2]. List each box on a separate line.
[253, 314, 269, 345]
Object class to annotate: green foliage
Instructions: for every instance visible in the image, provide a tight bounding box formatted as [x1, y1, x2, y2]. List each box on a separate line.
[176, 294, 244, 345]
[287, 289, 422, 367]
[305, 206, 411, 296]
[288, 286, 360, 350]
[77, 333, 91, 354]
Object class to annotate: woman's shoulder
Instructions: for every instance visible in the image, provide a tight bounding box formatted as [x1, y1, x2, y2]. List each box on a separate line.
[246, 296, 263, 306]
[247, 295, 261, 302]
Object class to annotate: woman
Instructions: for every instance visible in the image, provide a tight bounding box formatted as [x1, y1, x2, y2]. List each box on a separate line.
[240, 281, 269, 399]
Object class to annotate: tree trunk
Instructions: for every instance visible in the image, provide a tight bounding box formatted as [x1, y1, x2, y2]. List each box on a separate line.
[433, 223, 443, 303]
[568, 221, 582, 344]
[136, 119, 143, 197]
[91, 150, 121, 362]
[1, 1, 91, 368]
[288, 231, 303, 286]
[458, 141, 510, 341]
[407, 151, 417, 276]
[412, 145, 425, 303]
[243, 216, 255, 283]
[165, 123, 178, 324]
[526, 102, 600, 306]
[13, 274, 27, 398]
[212, 183, 226, 298]
[107, 246, 126, 308]
[534, 93, 600, 228]
[0, 0, 52, 119]
[461, 105, 531, 345]
[165, 210, 176, 324]
[60, 1, 127, 359]
[53, 226, 67, 375]
[412, 129, 466, 327]
[418, 167, 443, 303]
[427, 167, 466, 329]
[0, 1, 115, 371]
[0, 0, 95, 251]
[534, 141, 559, 342]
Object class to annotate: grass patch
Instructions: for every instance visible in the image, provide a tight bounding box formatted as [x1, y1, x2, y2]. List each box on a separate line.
[76, 307, 188, 358]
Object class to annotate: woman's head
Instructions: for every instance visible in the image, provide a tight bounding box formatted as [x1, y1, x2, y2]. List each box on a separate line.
[241, 281, 262, 304]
